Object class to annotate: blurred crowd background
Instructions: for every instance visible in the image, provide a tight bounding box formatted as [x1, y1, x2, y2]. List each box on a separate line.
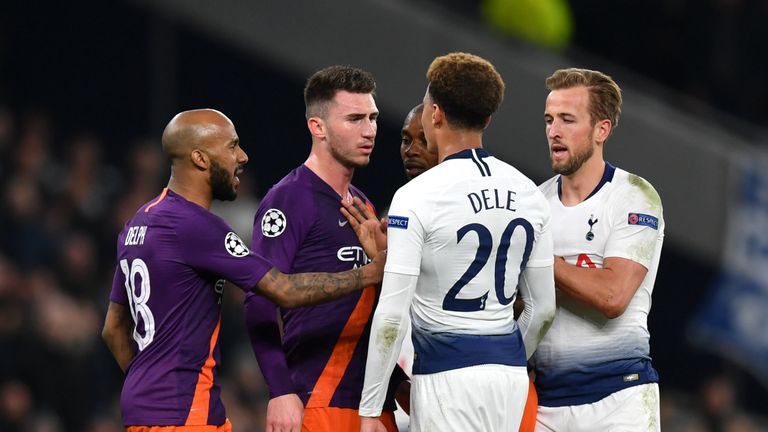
[1, 0, 767, 431]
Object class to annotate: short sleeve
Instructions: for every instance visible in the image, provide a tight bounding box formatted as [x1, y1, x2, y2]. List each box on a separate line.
[178, 213, 273, 292]
[524, 193, 554, 268]
[109, 266, 129, 304]
[604, 178, 664, 269]
[251, 184, 314, 272]
[383, 186, 427, 276]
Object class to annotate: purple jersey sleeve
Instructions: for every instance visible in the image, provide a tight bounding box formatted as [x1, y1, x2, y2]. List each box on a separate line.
[245, 177, 315, 397]
[178, 212, 273, 292]
[110, 266, 129, 305]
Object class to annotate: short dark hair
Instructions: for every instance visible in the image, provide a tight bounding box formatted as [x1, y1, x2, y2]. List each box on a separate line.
[304, 65, 376, 119]
[426, 52, 505, 130]
[546, 68, 622, 130]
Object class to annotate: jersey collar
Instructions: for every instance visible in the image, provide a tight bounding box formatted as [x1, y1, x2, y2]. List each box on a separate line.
[557, 161, 616, 201]
[443, 148, 491, 161]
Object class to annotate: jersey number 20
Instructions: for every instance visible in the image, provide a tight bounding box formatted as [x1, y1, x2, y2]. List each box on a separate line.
[443, 218, 534, 312]
[120, 258, 156, 350]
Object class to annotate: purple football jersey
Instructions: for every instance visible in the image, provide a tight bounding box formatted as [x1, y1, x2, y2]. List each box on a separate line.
[244, 165, 403, 411]
[110, 188, 272, 426]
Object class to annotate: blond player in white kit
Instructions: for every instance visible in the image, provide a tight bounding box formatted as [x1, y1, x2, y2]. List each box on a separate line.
[357, 52, 556, 432]
[532, 68, 665, 432]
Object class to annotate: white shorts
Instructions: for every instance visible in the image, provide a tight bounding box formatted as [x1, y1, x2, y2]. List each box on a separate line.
[536, 383, 660, 432]
[410, 364, 528, 432]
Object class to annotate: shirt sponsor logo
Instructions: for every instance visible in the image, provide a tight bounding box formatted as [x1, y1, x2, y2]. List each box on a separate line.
[225, 232, 250, 257]
[337, 246, 369, 267]
[628, 213, 658, 230]
[261, 208, 287, 237]
[387, 215, 409, 229]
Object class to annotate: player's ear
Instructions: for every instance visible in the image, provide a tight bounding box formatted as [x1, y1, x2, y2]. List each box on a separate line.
[190, 148, 209, 171]
[307, 117, 325, 139]
[432, 105, 445, 128]
[594, 119, 612, 144]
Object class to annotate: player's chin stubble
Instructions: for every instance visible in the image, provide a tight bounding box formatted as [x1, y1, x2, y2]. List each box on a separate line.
[552, 144, 594, 176]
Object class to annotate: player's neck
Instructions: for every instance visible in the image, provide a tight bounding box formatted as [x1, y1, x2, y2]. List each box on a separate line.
[304, 152, 354, 198]
[559, 158, 606, 206]
[436, 129, 483, 163]
[167, 174, 212, 209]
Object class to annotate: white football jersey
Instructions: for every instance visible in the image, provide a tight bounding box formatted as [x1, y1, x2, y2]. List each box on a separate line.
[385, 148, 553, 336]
[359, 148, 555, 421]
[532, 163, 665, 407]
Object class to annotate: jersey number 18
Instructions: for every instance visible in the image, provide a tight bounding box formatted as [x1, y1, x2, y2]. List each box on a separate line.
[120, 258, 156, 350]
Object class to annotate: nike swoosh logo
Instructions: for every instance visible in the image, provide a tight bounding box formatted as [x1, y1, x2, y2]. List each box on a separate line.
[338, 219, 349, 227]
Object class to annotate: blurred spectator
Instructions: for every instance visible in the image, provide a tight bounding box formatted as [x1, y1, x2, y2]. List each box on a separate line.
[0, 106, 15, 175]
[0, 380, 32, 432]
[1, 175, 57, 269]
[700, 373, 758, 432]
[53, 133, 121, 229]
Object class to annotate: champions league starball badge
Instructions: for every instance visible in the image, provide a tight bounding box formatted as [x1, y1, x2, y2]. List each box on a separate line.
[261, 208, 287, 238]
[225, 232, 250, 257]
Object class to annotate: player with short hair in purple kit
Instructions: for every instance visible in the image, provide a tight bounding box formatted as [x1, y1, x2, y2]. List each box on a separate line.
[101, 109, 386, 432]
[244, 66, 408, 432]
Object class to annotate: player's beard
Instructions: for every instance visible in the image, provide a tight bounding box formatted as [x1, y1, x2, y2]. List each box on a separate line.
[551, 139, 595, 176]
[210, 159, 237, 201]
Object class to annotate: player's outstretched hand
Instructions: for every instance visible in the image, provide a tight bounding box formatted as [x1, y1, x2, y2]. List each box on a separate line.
[265, 393, 303, 432]
[340, 196, 387, 258]
[360, 416, 388, 432]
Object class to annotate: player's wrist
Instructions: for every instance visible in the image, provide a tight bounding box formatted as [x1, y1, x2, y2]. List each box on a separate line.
[362, 250, 386, 285]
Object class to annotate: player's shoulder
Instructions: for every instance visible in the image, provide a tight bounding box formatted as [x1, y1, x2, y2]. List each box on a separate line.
[538, 175, 560, 198]
[495, 159, 540, 188]
[130, 189, 235, 252]
[260, 166, 316, 207]
[139, 189, 219, 224]
[610, 167, 663, 210]
[176, 198, 232, 235]
[263, 166, 309, 194]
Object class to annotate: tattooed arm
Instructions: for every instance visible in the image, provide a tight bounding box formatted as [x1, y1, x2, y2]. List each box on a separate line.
[255, 249, 387, 308]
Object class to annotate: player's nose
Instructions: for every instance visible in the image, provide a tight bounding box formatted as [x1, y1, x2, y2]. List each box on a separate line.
[547, 121, 561, 139]
[362, 118, 377, 138]
[237, 147, 249, 164]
